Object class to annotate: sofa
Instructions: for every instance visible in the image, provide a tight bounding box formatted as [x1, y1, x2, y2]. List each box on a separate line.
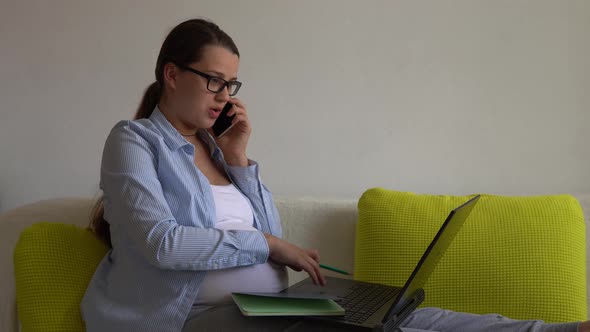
[1, 194, 589, 331]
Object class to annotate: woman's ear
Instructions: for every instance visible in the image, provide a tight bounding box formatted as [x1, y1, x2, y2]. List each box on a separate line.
[162, 62, 179, 91]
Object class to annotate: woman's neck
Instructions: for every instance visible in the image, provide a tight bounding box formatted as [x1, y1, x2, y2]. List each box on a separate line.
[158, 98, 199, 137]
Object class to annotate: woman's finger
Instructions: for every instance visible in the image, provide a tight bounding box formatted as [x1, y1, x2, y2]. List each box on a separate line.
[303, 260, 320, 285]
[307, 249, 320, 263]
[231, 113, 248, 124]
[228, 101, 247, 116]
[228, 108, 246, 119]
[228, 104, 241, 116]
[308, 256, 326, 286]
[305, 255, 323, 286]
[228, 97, 246, 111]
[291, 266, 302, 272]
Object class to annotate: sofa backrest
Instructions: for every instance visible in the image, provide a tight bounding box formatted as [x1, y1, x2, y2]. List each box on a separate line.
[0, 195, 588, 332]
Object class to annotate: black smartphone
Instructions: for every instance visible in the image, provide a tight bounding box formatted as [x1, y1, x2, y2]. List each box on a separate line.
[211, 102, 236, 137]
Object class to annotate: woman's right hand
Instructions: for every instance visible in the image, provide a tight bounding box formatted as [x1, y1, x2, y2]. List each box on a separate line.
[263, 233, 327, 286]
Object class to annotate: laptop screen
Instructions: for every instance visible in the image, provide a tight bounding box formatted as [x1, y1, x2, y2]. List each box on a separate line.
[383, 195, 480, 322]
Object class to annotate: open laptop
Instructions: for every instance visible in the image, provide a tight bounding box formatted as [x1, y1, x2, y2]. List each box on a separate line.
[282, 195, 480, 332]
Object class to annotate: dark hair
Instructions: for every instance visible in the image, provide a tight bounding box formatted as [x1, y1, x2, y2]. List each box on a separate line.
[90, 18, 239, 247]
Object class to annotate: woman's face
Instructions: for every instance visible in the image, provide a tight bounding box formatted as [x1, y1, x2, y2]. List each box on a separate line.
[168, 45, 240, 131]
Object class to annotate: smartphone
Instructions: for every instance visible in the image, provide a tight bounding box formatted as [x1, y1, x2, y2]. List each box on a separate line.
[211, 102, 236, 137]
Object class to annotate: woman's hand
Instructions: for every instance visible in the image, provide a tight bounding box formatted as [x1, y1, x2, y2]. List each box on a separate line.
[264, 233, 327, 286]
[209, 98, 251, 166]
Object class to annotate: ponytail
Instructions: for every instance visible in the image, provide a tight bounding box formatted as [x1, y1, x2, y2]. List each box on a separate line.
[89, 196, 111, 247]
[134, 81, 161, 120]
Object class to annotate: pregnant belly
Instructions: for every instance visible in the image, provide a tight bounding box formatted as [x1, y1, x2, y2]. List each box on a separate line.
[193, 222, 289, 306]
[194, 260, 288, 305]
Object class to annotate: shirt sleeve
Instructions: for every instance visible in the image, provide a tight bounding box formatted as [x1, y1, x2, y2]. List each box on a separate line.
[100, 124, 269, 271]
[226, 160, 283, 238]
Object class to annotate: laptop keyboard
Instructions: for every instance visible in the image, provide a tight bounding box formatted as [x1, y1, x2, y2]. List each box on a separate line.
[334, 283, 400, 323]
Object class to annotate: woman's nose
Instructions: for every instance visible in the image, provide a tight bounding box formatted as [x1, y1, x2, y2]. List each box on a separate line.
[216, 86, 231, 101]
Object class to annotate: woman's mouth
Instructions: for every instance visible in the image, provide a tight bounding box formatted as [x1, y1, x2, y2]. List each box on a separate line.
[208, 108, 220, 119]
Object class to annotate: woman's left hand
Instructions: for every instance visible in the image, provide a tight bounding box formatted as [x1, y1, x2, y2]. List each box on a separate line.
[210, 98, 251, 166]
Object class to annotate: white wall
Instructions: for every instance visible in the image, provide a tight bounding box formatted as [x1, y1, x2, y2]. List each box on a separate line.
[1, 0, 589, 213]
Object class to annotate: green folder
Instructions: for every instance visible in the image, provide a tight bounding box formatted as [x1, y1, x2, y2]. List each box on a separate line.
[231, 293, 345, 316]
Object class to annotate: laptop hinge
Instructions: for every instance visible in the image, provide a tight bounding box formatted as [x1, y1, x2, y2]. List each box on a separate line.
[371, 314, 402, 332]
[372, 319, 398, 332]
[376, 289, 425, 332]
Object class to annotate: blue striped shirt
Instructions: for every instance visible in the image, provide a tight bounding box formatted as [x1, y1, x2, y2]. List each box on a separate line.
[81, 106, 283, 332]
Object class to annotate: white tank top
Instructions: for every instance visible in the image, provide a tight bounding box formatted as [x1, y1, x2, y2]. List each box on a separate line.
[193, 183, 288, 306]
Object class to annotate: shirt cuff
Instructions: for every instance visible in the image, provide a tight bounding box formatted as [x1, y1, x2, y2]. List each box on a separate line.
[234, 230, 270, 265]
[226, 159, 261, 194]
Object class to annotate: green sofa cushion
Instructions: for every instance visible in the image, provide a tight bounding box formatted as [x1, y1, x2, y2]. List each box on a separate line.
[354, 188, 587, 323]
[13, 222, 109, 332]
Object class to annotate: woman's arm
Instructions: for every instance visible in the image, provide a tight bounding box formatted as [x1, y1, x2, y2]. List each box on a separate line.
[226, 161, 283, 237]
[101, 123, 269, 271]
[208, 98, 326, 285]
[214, 98, 283, 238]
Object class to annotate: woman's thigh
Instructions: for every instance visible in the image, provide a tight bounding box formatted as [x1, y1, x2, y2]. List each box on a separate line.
[182, 304, 382, 332]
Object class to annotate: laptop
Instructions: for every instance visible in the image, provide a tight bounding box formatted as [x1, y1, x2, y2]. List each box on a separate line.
[281, 195, 481, 331]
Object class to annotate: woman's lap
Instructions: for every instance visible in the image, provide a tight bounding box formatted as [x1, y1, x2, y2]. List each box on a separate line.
[182, 304, 580, 332]
[182, 304, 315, 332]
[182, 304, 366, 332]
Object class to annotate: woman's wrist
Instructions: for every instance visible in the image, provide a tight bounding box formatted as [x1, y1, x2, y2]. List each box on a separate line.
[263, 233, 275, 255]
[225, 153, 249, 167]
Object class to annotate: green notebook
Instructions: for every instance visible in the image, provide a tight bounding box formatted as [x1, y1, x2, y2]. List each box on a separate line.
[231, 293, 345, 316]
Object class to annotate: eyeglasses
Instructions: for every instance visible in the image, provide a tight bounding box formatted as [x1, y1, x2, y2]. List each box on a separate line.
[176, 64, 242, 96]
